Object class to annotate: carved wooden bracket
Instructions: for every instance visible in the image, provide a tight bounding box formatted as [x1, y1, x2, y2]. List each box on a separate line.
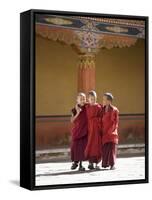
[36, 24, 137, 54]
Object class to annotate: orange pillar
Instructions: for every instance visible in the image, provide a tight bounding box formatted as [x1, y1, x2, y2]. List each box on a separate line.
[77, 54, 95, 93]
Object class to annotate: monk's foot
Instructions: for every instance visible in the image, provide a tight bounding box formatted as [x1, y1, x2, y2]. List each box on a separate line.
[95, 165, 100, 170]
[71, 162, 78, 170]
[78, 166, 85, 171]
[102, 165, 109, 168]
[101, 163, 109, 168]
[110, 165, 116, 170]
[88, 163, 95, 170]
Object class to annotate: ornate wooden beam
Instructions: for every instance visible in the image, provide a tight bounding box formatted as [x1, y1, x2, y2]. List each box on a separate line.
[36, 14, 145, 39]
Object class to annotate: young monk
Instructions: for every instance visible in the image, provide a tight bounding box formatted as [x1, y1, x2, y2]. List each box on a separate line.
[101, 93, 119, 170]
[70, 92, 88, 171]
[85, 90, 102, 170]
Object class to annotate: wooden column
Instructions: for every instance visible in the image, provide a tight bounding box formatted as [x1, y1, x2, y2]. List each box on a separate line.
[77, 54, 95, 93]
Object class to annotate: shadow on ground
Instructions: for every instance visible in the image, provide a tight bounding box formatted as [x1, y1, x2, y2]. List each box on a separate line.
[36, 168, 110, 177]
[10, 180, 20, 186]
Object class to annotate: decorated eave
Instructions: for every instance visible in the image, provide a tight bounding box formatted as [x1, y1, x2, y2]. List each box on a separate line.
[35, 14, 145, 54]
[36, 14, 145, 38]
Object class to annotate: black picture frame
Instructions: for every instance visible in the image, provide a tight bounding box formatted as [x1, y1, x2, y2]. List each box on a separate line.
[20, 9, 149, 190]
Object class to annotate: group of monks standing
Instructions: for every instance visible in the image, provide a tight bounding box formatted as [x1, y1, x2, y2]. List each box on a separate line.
[70, 91, 119, 171]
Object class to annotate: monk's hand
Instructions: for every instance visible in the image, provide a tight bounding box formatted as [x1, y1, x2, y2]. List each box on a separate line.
[75, 104, 82, 114]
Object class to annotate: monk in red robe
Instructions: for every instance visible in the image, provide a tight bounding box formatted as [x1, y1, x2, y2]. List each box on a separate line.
[70, 93, 88, 171]
[85, 90, 102, 170]
[101, 93, 119, 170]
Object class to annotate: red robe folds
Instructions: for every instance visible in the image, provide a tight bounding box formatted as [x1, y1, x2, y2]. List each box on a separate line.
[71, 105, 88, 162]
[85, 104, 102, 163]
[101, 105, 119, 145]
[101, 105, 119, 167]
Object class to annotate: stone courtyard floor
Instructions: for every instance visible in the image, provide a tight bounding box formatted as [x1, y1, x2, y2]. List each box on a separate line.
[35, 156, 145, 186]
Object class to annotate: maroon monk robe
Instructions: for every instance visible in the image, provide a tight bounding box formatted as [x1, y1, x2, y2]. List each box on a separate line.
[85, 104, 102, 163]
[70, 105, 88, 162]
[101, 105, 119, 168]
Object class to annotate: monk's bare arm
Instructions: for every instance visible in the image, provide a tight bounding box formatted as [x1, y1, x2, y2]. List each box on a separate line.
[70, 112, 79, 123]
[70, 105, 81, 123]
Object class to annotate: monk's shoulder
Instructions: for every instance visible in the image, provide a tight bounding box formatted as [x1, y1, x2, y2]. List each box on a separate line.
[98, 104, 104, 112]
[96, 103, 102, 108]
[99, 104, 104, 109]
[84, 103, 89, 109]
[111, 105, 119, 113]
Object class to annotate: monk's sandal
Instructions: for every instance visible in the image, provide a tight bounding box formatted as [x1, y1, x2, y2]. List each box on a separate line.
[71, 162, 78, 170]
